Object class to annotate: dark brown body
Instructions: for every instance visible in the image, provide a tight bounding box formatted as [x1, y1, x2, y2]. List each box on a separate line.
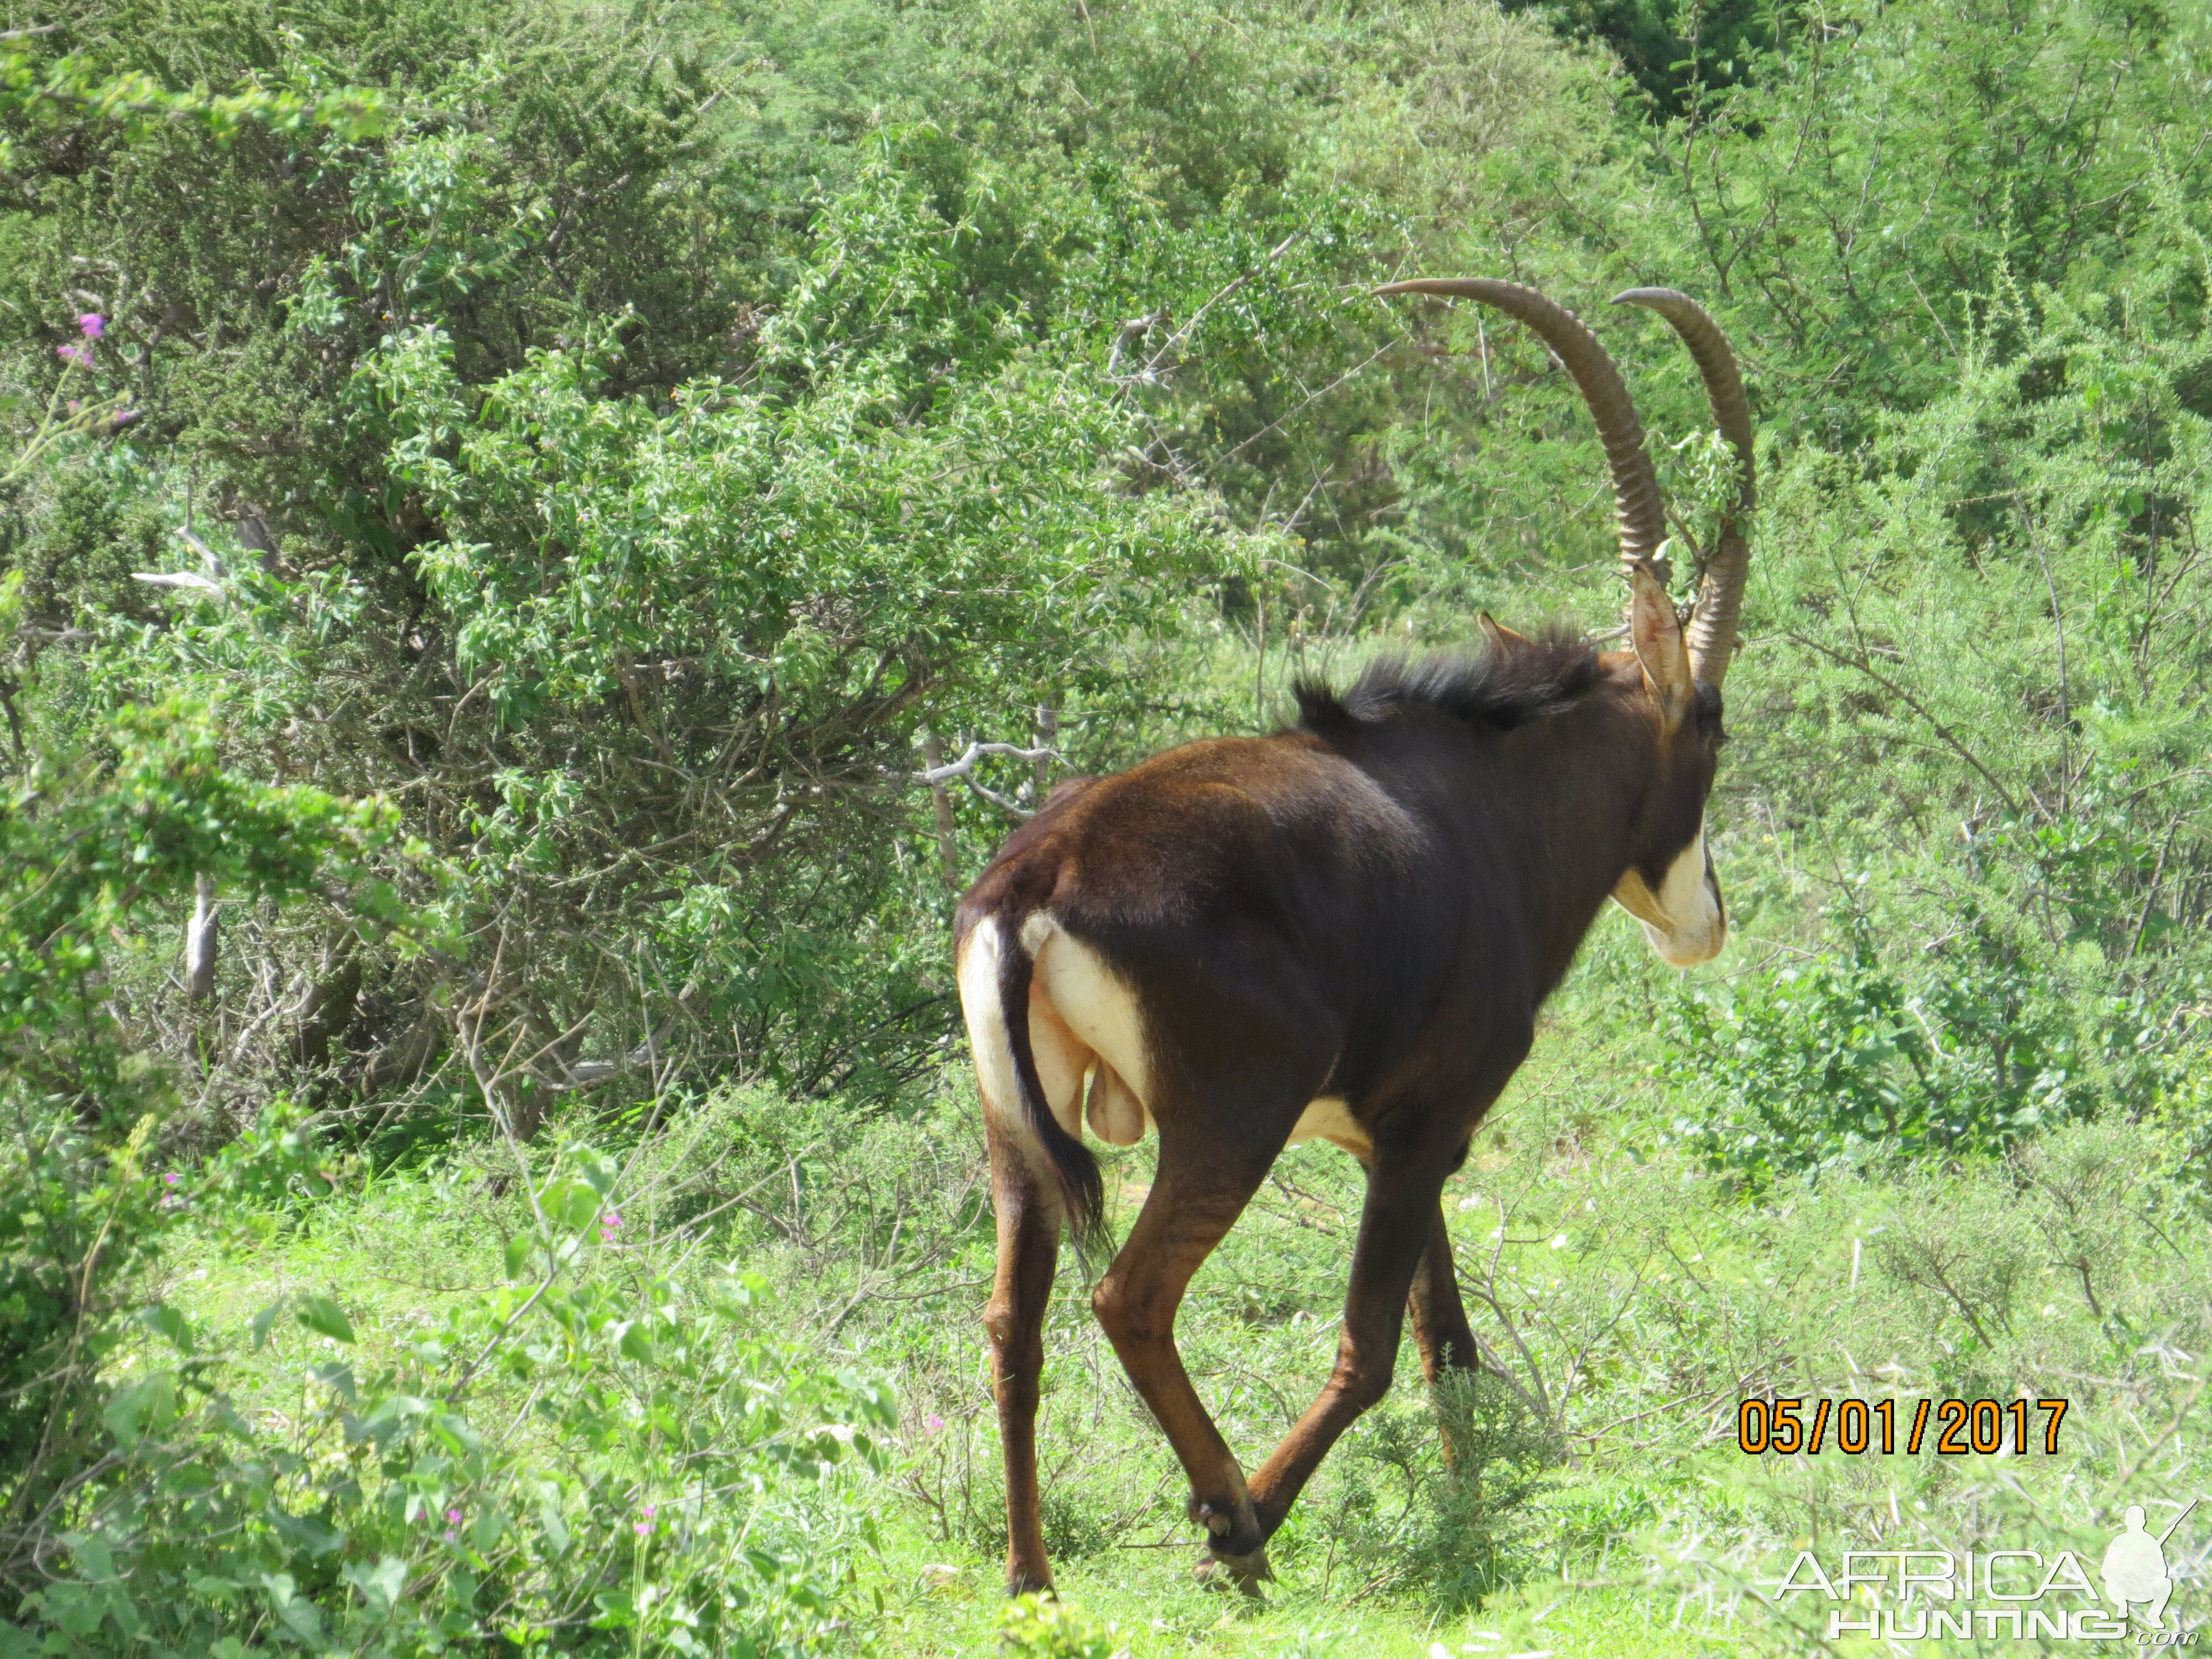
[954, 635, 1724, 1592]
[956, 275, 1755, 1595]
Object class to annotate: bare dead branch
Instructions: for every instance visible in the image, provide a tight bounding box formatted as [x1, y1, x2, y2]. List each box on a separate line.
[130, 571, 224, 595]
[184, 875, 218, 1002]
[912, 740, 1060, 787]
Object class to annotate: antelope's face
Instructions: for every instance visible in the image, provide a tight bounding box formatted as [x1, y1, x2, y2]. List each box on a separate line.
[1611, 564, 1727, 967]
[1380, 278, 1753, 971]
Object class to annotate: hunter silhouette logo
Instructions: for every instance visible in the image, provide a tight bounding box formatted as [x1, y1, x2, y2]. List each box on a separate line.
[1775, 1496, 2200, 1642]
[2104, 1500, 2195, 1631]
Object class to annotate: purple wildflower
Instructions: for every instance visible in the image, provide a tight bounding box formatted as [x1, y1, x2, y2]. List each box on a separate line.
[56, 343, 90, 369]
[163, 1172, 180, 1187]
[447, 1508, 462, 1524]
[924, 1414, 945, 1435]
[78, 314, 104, 339]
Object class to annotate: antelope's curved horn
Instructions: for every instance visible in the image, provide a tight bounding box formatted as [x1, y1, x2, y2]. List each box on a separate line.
[1377, 278, 1666, 578]
[1613, 288, 1755, 687]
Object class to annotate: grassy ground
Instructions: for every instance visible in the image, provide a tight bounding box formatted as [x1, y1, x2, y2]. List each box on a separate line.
[159, 928, 2210, 1655]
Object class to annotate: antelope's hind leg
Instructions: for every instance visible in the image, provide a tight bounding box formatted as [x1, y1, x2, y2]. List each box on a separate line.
[1090, 1136, 1285, 1589]
[1090, 1037, 1334, 1592]
[983, 1122, 1063, 1594]
[967, 926, 1093, 1595]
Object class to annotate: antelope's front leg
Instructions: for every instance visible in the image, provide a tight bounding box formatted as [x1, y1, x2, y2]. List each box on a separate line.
[1244, 1148, 1454, 1543]
[1407, 1202, 1483, 1463]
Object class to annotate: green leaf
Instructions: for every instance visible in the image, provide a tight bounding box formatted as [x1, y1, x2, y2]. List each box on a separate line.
[278, 1594, 324, 1644]
[343, 1555, 409, 1614]
[249, 1298, 283, 1350]
[101, 1375, 175, 1451]
[133, 1302, 195, 1355]
[63, 1534, 114, 1583]
[308, 1361, 356, 1405]
[541, 1178, 600, 1231]
[470, 1507, 505, 1551]
[504, 1233, 535, 1280]
[536, 1484, 570, 1557]
[575, 1150, 621, 1196]
[296, 1293, 356, 1344]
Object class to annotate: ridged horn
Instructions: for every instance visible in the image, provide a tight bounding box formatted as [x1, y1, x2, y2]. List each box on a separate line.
[1612, 288, 1755, 687]
[1376, 278, 1666, 578]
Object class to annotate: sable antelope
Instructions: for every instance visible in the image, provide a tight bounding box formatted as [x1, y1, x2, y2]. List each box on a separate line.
[955, 280, 1754, 1594]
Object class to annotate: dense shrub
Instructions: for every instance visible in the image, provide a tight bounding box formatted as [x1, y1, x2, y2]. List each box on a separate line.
[8, 1141, 894, 1657]
[0, 574, 414, 1599]
[1658, 910, 2200, 1183]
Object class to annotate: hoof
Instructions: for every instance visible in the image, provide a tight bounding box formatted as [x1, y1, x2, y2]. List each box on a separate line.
[1190, 1498, 1264, 1556]
[1004, 1573, 1055, 1598]
[1194, 1542, 1273, 1597]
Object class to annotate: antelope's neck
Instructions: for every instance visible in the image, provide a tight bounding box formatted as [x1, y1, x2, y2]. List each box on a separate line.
[1483, 692, 1657, 995]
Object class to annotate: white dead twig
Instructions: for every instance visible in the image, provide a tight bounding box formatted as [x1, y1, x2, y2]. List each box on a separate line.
[185, 874, 218, 1002]
[550, 1029, 676, 1091]
[131, 571, 225, 594]
[913, 740, 1058, 787]
[131, 527, 232, 597]
[912, 740, 1059, 821]
[175, 525, 227, 574]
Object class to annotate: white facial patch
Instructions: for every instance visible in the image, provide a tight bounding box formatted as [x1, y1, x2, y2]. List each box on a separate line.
[1610, 817, 1725, 967]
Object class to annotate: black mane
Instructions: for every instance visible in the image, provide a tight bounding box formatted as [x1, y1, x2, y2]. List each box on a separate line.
[1293, 629, 1604, 734]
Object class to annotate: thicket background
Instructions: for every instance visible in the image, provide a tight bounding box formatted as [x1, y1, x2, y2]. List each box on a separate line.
[2, 0, 2206, 1652]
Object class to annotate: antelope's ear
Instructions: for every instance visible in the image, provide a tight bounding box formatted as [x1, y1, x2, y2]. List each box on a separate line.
[1627, 561, 1694, 731]
[1478, 612, 1531, 651]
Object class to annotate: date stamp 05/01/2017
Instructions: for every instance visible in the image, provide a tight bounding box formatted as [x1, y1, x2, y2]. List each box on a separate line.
[1736, 1397, 2070, 1457]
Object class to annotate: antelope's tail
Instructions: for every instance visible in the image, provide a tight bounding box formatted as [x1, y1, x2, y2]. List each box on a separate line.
[993, 912, 1105, 1249]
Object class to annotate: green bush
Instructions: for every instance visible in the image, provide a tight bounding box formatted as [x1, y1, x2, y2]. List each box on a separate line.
[8, 1142, 894, 1657]
[0, 575, 418, 1599]
[1659, 907, 2202, 1185]
[997, 1593, 1125, 1659]
[1321, 1371, 1557, 1610]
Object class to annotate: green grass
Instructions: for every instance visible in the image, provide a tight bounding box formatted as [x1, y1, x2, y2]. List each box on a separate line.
[856, 1545, 1743, 1658]
[151, 956, 2211, 1655]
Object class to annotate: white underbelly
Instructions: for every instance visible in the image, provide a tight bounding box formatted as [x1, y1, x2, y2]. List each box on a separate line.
[1286, 1095, 1371, 1157]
